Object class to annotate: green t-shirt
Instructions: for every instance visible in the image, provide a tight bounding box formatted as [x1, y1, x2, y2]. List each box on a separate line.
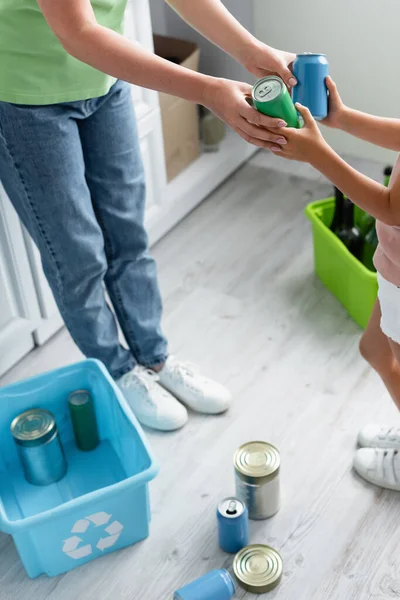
[0, 0, 128, 105]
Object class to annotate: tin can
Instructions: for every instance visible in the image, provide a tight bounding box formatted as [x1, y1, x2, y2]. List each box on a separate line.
[11, 408, 67, 486]
[234, 441, 280, 520]
[217, 497, 249, 553]
[234, 544, 283, 594]
[292, 53, 329, 120]
[68, 389, 99, 451]
[252, 76, 300, 128]
[174, 569, 235, 600]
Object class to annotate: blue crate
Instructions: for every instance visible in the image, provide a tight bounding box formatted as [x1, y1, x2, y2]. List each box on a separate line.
[0, 359, 159, 578]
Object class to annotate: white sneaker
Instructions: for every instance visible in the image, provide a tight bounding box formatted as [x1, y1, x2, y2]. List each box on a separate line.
[117, 367, 188, 431]
[157, 356, 231, 415]
[358, 424, 400, 449]
[353, 447, 400, 491]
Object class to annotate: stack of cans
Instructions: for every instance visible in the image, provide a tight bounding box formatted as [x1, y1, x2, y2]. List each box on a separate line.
[174, 440, 283, 597]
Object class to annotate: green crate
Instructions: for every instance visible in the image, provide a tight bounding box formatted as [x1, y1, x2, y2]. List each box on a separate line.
[305, 197, 378, 329]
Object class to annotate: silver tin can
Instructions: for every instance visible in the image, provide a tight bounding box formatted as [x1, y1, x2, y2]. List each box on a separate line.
[11, 408, 67, 486]
[234, 441, 280, 520]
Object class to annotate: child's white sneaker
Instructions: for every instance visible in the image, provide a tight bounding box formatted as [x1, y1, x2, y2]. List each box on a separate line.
[353, 447, 400, 491]
[117, 366, 188, 431]
[157, 356, 231, 415]
[358, 424, 400, 449]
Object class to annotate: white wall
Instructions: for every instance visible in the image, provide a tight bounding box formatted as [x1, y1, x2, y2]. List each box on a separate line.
[254, 0, 398, 163]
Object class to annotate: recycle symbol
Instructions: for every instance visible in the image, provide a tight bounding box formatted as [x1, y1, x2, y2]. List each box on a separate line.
[62, 512, 124, 560]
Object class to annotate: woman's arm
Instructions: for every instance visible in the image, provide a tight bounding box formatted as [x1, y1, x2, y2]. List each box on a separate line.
[323, 78, 400, 152]
[36, 0, 289, 149]
[166, 0, 296, 86]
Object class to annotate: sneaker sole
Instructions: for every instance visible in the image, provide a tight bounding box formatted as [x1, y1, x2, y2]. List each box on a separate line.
[159, 384, 231, 415]
[353, 466, 400, 492]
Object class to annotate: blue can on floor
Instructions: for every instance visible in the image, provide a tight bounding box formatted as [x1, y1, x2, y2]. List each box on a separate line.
[174, 569, 235, 600]
[292, 53, 329, 120]
[217, 497, 249, 553]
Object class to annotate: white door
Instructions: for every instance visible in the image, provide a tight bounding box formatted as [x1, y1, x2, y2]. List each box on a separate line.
[0, 185, 41, 376]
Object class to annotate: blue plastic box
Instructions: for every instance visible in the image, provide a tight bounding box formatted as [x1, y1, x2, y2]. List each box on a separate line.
[0, 359, 159, 578]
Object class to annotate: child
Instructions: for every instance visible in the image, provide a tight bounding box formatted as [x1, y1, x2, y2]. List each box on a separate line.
[272, 77, 400, 491]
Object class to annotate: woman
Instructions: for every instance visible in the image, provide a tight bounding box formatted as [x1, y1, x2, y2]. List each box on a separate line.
[0, 0, 295, 431]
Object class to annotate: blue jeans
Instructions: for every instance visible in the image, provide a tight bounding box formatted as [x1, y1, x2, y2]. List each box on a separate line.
[0, 80, 168, 379]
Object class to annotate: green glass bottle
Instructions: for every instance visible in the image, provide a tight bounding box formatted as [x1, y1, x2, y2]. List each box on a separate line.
[330, 187, 344, 232]
[362, 222, 378, 272]
[360, 166, 390, 270]
[336, 199, 363, 260]
[384, 165, 393, 187]
[358, 211, 375, 238]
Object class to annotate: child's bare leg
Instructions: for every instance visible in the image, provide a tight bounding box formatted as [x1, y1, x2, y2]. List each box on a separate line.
[359, 299, 400, 410]
[354, 298, 400, 491]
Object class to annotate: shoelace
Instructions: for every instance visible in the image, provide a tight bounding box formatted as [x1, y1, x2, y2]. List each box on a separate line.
[120, 367, 161, 406]
[378, 426, 400, 441]
[167, 357, 198, 380]
[379, 448, 400, 483]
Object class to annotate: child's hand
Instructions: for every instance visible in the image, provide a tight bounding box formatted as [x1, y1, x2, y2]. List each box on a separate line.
[271, 104, 328, 163]
[321, 77, 346, 129]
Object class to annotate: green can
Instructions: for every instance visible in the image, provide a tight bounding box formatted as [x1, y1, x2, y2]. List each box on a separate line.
[68, 389, 99, 452]
[252, 76, 300, 128]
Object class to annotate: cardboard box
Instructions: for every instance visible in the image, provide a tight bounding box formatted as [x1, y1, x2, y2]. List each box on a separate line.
[153, 35, 200, 182]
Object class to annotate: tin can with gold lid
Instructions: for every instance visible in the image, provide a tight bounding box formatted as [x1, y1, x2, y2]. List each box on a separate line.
[234, 544, 283, 594]
[11, 408, 67, 486]
[234, 441, 280, 520]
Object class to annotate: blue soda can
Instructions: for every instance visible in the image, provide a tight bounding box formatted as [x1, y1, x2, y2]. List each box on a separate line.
[217, 497, 249, 553]
[11, 408, 67, 486]
[174, 569, 235, 600]
[292, 53, 329, 120]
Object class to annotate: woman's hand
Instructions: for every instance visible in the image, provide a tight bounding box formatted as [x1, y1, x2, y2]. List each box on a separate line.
[270, 104, 328, 163]
[203, 78, 289, 150]
[240, 39, 297, 89]
[321, 77, 347, 129]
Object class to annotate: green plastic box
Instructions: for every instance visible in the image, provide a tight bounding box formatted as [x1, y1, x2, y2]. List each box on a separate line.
[305, 197, 378, 329]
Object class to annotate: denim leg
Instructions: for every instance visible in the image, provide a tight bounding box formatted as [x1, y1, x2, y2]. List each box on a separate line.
[0, 101, 135, 379]
[78, 81, 168, 367]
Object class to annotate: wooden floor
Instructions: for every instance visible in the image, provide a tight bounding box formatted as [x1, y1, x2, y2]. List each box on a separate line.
[1, 153, 399, 599]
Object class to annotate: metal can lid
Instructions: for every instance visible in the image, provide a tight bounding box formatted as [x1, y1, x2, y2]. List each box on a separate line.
[218, 497, 246, 519]
[68, 389, 92, 407]
[11, 408, 57, 447]
[252, 76, 284, 103]
[234, 441, 280, 484]
[297, 52, 326, 56]
[234, 544, 283, 593]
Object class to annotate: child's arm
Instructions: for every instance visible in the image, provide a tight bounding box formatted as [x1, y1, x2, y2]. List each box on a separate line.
[272, 105, 400, 227]
[323, 78, 400, 151]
